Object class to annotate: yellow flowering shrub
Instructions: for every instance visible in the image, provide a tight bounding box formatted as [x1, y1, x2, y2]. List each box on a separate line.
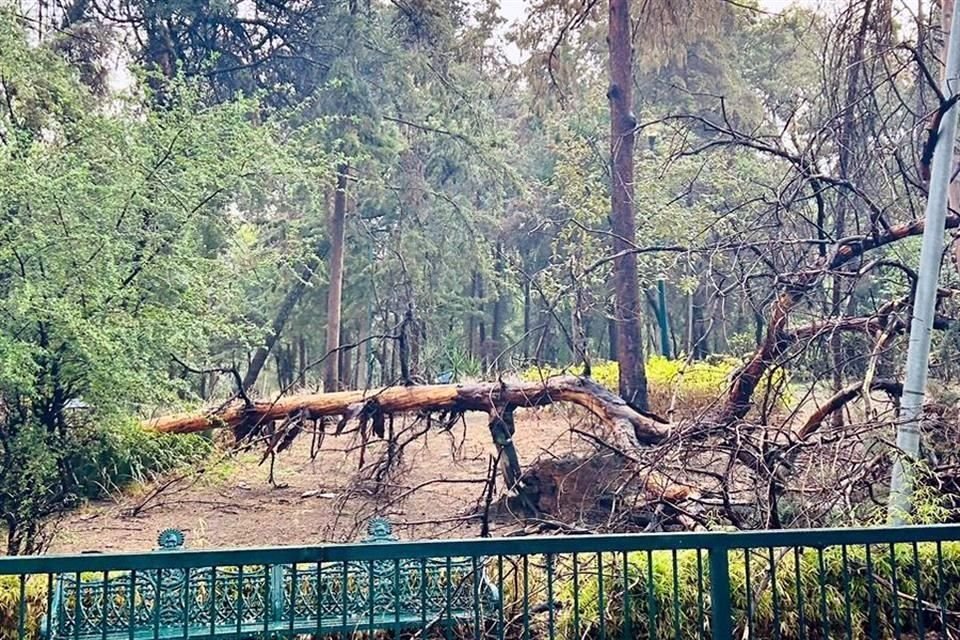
[0, 576, 46, 640]
[521, 356, 789, 417]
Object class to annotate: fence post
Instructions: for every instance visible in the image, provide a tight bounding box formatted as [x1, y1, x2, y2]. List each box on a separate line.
[269, 564, 284, 622]
[709, 545, 733, 640]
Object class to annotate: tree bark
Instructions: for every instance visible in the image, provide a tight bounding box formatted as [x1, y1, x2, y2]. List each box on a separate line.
[608, 0, 649, 410]
[323, 165, 348, 392]
[145, 376, 671, 446]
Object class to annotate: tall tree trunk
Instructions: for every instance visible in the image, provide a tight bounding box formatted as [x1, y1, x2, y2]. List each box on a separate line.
[491, 244, 508, 370]
[242, 273, 320, 393]
[477, 273, 488, 366]
[467, 272, 479, 357]
[357, 312, 369, 388]
[297, 335, 307, 387]
[830, 0, 874, 425]
[380, 319, 390, 386]
[608, 0, 648, 410]
[607, 315, 619, 361]
[689, 282, 708, 359]
[340, 326, 353, 390]
[323, 165, 349, 392]
[522, 279, 532, 361]
[656, 279, 671, 358]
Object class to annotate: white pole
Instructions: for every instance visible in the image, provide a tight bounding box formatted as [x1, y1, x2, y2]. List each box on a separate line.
[887, 0, 960, 524]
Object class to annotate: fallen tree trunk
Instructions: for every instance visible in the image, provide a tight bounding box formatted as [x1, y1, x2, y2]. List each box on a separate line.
[145, 376, 672, 446]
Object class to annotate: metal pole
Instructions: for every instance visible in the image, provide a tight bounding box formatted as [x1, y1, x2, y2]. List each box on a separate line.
[887, 1, 960, 524]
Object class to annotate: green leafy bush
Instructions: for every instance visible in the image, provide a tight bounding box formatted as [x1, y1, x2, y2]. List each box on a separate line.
[0, 418, 212, 555]
[70, 421, 212, 498]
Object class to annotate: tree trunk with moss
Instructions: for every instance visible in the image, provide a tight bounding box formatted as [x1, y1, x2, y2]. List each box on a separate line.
[608, 0, 648, 410]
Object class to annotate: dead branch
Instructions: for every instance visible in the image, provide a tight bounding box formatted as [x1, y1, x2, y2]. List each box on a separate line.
[797, 379, 903, 440]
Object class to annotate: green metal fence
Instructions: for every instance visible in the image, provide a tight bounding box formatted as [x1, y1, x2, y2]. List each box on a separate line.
[2, 523, 960, 640]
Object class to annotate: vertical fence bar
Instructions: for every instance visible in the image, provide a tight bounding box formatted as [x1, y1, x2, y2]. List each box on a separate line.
[889, 543, 902, 640]
[645, 550, 655, 640]
[671, 550, 681, 640]
[392, 558, 401, 637]
[367, 560, 375, 631]
[208, 567, 217, 638]
[841, 545, 853, 640]
[184, 567, 192, 640]
[19, 574, 27, 640]
[547, 553, 555, 640]
[743, 550, 753, 640]
[471, 556, 480, 640]
[696, 549, 705, 640]
[128, 569, 137, 640]
[99, 572, 108, 640]
[521, 555, 530, 640]
[793, 547, 806, 640]
[816, 548, 828, 640]
[74, 571, 82, 640]
[866, 544, 877, 640]
[420, 557, 427, 636]
[316, 558, 323, 638]
[937, 540, 947, 635]
[152, 569, 160, 640]
[446, 556, 454, 640]
[289, 563, 297, 634]
[621, 551, 630, 640]
[419, 558, 427, 636]
[768, 548, 780, 640]
[597, 552, 605, 640]
[496, 555, 504, 640]
[709, 545, 732, 640]
[911, 541, 924, 639]
[235, 566, 244, 637]
[340, 561, 348, 631]
[46, 573, 55, 640]
[572, 553, 580, 640]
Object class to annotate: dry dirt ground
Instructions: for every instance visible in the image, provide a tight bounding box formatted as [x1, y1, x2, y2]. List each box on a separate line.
[50, 409, 597, 554]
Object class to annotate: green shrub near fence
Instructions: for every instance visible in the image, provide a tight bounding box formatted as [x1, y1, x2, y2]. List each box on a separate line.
[550, 541, 960, 640]
[0, 576, 44, 640]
